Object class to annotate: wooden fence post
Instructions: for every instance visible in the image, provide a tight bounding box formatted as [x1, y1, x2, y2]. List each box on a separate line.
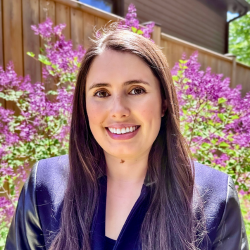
[225, 53, 237, 88]
[142, 21, 161, 46]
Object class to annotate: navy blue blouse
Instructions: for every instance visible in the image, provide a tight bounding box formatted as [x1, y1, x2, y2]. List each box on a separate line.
[105, 236, 116, 250]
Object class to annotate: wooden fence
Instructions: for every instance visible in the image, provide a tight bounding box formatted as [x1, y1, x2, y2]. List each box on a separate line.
[160, 32, 250, 95]
[0, 0, 250, 104]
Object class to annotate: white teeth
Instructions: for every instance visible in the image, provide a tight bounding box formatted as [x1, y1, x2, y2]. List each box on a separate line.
[108, 126, 138, 134]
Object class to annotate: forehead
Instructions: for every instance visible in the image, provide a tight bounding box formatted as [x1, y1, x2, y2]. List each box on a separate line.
[86, 49, 156, 85]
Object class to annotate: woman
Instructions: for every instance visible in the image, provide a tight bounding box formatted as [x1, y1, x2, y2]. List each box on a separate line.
[5, 26, 248, 250]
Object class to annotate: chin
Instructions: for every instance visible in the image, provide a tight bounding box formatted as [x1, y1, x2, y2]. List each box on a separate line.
[106, 146, 141, 159]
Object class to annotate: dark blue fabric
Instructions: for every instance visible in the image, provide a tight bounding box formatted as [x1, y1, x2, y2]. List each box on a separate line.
[36, 155, 228, 250]
[194, 161, 228, 244]
[105, 236, 116, 250]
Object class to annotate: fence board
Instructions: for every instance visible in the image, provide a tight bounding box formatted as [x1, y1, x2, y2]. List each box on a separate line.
[94, 16, 107, 31]
[23, 0, 41, 83]
[3, 0, 23, 112]
[165, 41, 173, 67]
[40, 0, 56, 23]
[0, 0, 5, 109]
[3, 0, 23, 75]
[83, 12, 95, 49]
[236, 63, 250, 96]
[56, 2, 71, 40]
[39, 0, 56, 84]
[161, 35, 235, 86]
[71, 8, 84, 49]
[0, 0, 3, 68]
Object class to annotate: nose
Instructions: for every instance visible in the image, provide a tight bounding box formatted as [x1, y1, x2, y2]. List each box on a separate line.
[110, 95, 130, 118]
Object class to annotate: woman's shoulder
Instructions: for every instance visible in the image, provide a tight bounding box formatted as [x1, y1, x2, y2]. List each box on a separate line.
[35, 154, 69, 179]
[193, 160, 229, 219]
[193, 160, 229, 191]
[35, 154, 69, 205]
[34, 155, 70, 243]
[192, 161, 249, 249]
[5, 155, 70, 250]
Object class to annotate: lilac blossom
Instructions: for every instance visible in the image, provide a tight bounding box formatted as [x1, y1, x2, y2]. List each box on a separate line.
[118, 4, 155, 41]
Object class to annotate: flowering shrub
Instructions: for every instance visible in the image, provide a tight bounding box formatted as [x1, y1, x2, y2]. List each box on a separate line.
[0, 19, 85, 246]
[172, 54, 250, 193]
[171, 54, 250, 229]
[0, 2, 250, 246]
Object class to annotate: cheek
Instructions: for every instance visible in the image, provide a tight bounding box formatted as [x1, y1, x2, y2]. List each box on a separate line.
[86, 99, 105, 127]
[138, 97, 162, 123]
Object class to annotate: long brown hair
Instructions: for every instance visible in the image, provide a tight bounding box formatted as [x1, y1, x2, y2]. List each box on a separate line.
[49, 24, 207, 250]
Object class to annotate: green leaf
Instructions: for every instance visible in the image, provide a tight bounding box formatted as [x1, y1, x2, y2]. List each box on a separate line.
[51, 64, 58, 69]
[183, 78, 190, 83]
[211, 139, 217, 145]
[218, 113, 225, 121]
[16, 91, 23, 96]
[231, 115, 239, 120]
[179, 60, 188, 64]
[49, 70, 55, 76]
[38, 54, 51, 66]
[218, 97, 227, 104]
[131, 27, 137, 33]
[219, 142, 229, 148]
[184, 123, 189, 130]
[137, 29, 143, 35]
[47, 90, 58, 95]
[201, 142, 210, 148]
[27, 52, 35, 57]
[172, 75, 179, 81]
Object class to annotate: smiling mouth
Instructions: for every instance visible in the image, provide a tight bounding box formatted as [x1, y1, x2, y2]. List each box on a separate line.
[105, 125, 140, 135]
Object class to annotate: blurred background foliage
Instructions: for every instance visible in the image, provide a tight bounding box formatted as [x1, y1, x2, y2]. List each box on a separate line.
[229, 0, 250, 66]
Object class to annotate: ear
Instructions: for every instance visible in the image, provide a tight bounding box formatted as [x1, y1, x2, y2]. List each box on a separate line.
[161, 99, 168, 117]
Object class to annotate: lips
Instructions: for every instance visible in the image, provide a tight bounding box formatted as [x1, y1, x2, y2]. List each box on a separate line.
[107, 125, 140, 135]
[105, 125, 140, 140]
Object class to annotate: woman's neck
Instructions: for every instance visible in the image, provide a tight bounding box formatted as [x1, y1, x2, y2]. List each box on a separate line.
[104, 151, 149, 188]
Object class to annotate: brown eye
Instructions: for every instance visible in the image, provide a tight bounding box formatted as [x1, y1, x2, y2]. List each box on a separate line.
[130, 87, 146, 95]
[94, 90, 110, 98]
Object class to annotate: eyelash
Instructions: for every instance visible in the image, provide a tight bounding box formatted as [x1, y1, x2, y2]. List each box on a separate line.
[93, 87, 146, 98]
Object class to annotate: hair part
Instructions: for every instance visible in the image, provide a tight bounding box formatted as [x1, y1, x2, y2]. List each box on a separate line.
[49, 23, 208, 250]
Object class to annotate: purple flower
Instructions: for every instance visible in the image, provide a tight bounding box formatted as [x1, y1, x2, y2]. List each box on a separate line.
[118, 4, 155, 40]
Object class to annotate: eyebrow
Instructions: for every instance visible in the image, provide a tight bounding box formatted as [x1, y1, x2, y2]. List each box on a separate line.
[88, 79, 150, 90]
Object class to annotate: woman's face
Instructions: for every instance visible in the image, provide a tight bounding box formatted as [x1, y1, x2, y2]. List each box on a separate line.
[86, 49, 166, 160]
